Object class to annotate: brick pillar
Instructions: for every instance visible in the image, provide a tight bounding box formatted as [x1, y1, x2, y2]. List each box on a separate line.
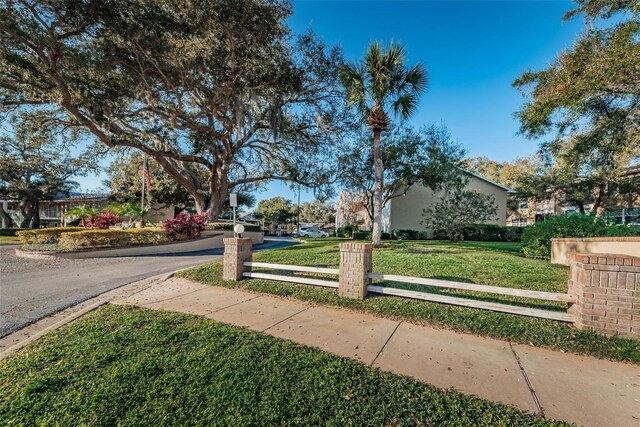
[223, 238, 253, 281]
[338, 242, 373, 299]
[569, 253, 639, 339]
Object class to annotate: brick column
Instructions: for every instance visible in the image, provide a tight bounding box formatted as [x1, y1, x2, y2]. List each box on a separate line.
[223, 238, 253, 281]
[339, 242, 373, 299]
[569, 253, 639, 339]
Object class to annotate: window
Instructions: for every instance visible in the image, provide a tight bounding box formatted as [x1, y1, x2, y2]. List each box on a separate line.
[518, 201, 528, 210]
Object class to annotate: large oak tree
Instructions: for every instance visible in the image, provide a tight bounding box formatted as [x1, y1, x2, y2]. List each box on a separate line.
[0, 0, 347, 220]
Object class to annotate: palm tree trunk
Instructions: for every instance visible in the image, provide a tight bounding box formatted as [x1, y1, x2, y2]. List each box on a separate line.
[372, 130, 384, 246]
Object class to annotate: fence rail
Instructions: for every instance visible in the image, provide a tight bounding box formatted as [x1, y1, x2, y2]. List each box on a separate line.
[368, 273, 576, 303]
[241, 261, 572, 322]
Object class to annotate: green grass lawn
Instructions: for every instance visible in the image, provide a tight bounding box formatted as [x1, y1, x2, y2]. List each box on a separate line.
[0, 236, 20, 245]
[0, 305, 565, 426]
[179, 239, 640, 363]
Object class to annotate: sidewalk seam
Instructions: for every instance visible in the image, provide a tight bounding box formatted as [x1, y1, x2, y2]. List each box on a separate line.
[261, 307, 309, 333]
[370, 321, 402, 367]
[136, 287, 213, 307]
[204, 295, 262, 316]
[509, 343, 545, 418]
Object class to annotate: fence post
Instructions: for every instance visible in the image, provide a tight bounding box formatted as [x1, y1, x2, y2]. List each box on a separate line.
[338, 242, 373, 299]
[569, 253, 639, 339]
[223, 238, 253, 281]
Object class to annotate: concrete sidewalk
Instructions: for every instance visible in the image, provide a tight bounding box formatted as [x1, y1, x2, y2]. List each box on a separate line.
[112, 277, 640, 427]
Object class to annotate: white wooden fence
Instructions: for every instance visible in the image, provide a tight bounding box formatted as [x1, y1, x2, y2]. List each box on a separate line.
[242, 262, 575, 322]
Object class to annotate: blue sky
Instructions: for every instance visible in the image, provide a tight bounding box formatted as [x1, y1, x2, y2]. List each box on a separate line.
[77, 0, 585, 204]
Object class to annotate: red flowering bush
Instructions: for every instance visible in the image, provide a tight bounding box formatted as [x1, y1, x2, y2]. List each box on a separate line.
[92, 213, 121, 230]
[163, 212, 208, 240]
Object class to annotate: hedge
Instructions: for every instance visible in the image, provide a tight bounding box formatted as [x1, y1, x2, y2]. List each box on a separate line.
[206, 222, 262, 232]
[432, 224, 525, 242]
[16, 227, 85, 244]
[522, 214, 639, 260]
[0, 228, 29, 237]
[59, 229, 168, 249]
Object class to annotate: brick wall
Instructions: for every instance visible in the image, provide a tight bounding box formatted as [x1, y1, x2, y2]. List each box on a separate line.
[222, 238, 253, 281]
[338, 242, 373, 299]
[569, 253, 639, 339]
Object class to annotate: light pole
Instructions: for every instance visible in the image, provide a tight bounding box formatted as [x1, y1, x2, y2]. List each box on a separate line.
[297, 184, 301, 236]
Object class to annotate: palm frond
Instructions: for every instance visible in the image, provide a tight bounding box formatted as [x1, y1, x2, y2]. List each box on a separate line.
[392, 93, 419, 120]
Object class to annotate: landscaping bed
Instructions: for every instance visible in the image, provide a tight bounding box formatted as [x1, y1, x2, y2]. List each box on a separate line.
[178, 239, 640, 363]
[0, 305, 564, 426]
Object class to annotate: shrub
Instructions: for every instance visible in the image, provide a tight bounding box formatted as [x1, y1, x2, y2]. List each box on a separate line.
[92, 213, 121, 230]
[504, 226, 525, 242]
[342, 224, 353, 238]
[163, 212, 208, 239]
[0, 228, 27, 237]
[522, 214, 608, 260]
[206, 222, 262, 232]
[59, 229, 168, 249]
[393, 229, 424, 240]
[381, 232, 392, 240]
[352, 231, 372, 240]
[605, 225, 639, 237]
[16, 227, 85, 244]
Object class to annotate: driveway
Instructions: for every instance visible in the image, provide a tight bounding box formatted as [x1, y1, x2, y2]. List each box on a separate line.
[0, 238, 296, 337]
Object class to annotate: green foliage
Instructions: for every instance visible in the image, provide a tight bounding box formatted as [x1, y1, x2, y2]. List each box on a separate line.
[513, 0, 640, 214]
[0, 228, 26, 237]
[520, 214, 630, 260]
[254, 197, 294, 226]
[58, 229, 168, 249]
[433, 224, 525, 243]
[64, 206, 98, 228]
[338, 124, 466, 224]
[342, 224, 353, 238]
[0, 111, 95, 228]
[16, 227, 85, 244]
[206, 222, 262, 232]
[352, 231, 372, 240]
[0, 0, 348, 221]
[296, 201, 336, 224]
[393, 229, 425, 240]
[179, 240, 639, 363]
[0, 305, 563, 426]
[422, 186, 498, 242]
[380, 232, 391, 240]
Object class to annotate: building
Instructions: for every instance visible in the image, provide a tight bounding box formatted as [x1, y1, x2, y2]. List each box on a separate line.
[507, 165, 640, 226]
[335, 171, 512, 235]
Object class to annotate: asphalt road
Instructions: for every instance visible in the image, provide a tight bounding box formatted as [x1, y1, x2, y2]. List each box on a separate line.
[0, 238, 296, 338]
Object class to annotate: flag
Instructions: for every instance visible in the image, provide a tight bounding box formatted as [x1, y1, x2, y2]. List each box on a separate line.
[143, 157, 152, 191]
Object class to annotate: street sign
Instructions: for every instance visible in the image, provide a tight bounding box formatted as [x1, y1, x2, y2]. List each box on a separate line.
[230, 193, 238, 207]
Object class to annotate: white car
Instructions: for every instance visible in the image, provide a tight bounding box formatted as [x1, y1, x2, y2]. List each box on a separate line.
[298, 228, 329, 238]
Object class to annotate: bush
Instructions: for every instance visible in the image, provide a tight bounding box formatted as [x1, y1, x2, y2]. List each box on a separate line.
[381, 232, 392, 240]
[16, 227, 85, 244]
[163, 212, 208, 239]
[206, 222, 262, 232]
[342, 224, 353, 238]
[605, 225, 640, 237]
[393, 229, 425, 240]
[352, 231, 372, 240]
[504, 226, 525, 242]
[0, 228, 27, 237]
[59, 229, 168, 249]
[92, 213, 120, 230]
[522, 214, 610, 260]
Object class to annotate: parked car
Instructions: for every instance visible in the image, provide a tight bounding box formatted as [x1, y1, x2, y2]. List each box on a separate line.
[298, 228, 329, 238]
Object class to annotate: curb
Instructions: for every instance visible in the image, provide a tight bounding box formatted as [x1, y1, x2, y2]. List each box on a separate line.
[0, 271, 174, 361]
[0, 301, 108, 360]
[14, 247, 61, 260]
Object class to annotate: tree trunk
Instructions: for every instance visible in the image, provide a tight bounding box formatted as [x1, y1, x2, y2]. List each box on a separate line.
[1, 208, 14, 228]
[372, 130, 384, 246]
[31, 200, 40, 228]
[19, 198, 36, 228]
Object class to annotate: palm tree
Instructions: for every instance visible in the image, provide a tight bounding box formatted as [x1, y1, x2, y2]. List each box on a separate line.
[64, 205, 97, 228]
[341, 42, 427, 245]
[106, 201, 150, 228]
